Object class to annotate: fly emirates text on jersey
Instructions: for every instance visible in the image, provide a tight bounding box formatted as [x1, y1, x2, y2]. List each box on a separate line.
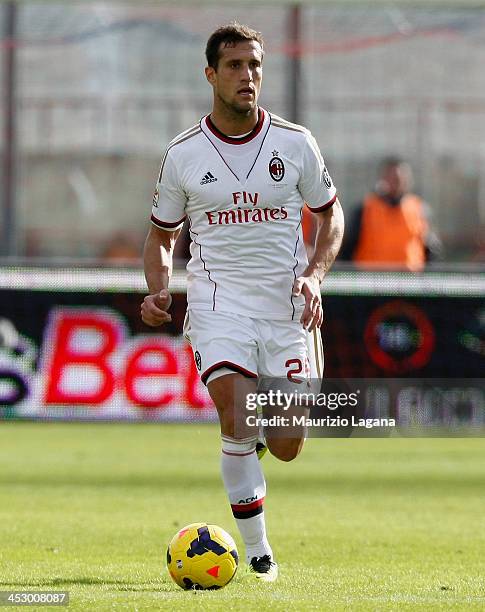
[205, 191, 288, 226]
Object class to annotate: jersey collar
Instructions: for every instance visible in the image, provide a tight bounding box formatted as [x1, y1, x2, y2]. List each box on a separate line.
[204, 108, 265, 145]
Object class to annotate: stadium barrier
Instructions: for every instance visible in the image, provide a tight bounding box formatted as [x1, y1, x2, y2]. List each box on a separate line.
[0, 266, 483, 421]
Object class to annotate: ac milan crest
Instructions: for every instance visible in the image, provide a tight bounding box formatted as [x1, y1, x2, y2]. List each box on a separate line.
[269, 151, 285, 182]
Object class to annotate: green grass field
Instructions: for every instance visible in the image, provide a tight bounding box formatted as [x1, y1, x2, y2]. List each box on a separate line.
[0, 423, 484, 611]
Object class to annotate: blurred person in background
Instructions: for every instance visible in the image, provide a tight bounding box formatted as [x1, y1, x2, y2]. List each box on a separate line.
[340, 157, 442, 271]
[101, 232, 141, 265]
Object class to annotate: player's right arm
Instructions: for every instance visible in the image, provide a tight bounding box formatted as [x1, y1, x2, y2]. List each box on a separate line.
[141, 146, 187, 327]
[141, 225, 181, 326]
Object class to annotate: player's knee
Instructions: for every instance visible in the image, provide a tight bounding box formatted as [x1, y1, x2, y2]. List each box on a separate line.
[279, 443, 303, 462]
[267, 438, 304, 462]
[277, 449, 299, 462]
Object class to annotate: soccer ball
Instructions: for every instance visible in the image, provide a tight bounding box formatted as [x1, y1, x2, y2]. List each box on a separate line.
[166, 522, 238, 590]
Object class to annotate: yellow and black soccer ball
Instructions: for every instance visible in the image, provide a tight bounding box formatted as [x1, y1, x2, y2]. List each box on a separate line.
[166, 522, 238, 590]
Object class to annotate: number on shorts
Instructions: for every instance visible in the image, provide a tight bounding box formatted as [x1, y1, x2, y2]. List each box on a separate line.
[285, 358, 303, 382]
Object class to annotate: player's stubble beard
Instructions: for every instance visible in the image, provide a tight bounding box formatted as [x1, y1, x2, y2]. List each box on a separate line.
[216, 91, 259, 123]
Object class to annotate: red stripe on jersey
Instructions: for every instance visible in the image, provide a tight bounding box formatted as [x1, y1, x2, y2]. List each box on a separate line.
[307, 194, 337, 213]
[205, 109, 265, 144]
[151, 214, 186, 229]
[231, 497, 265, 512]
[201, 361, 258, 385]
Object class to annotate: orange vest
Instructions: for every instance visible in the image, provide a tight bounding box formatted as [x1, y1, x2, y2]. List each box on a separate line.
[353, 193, 427, 271]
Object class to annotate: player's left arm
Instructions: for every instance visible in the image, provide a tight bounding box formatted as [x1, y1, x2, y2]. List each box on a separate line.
[293, 200, 344, 331]
[294, 132, 345, 331]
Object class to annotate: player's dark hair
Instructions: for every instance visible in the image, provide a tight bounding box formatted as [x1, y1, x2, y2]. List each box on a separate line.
[205, 22, 264, 70]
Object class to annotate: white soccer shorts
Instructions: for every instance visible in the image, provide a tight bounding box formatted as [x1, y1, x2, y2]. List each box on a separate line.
[184, 309, 324, 386]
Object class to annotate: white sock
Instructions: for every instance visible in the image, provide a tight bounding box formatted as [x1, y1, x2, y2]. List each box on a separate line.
[221, 435, 273, 562]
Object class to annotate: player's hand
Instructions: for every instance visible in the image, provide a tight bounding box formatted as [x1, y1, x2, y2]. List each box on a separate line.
[292, 275, 323, 332]
[141, 289, 172, 326]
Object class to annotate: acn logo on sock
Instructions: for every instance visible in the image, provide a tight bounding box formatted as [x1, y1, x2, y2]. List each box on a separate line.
[237, 496, 258, 504]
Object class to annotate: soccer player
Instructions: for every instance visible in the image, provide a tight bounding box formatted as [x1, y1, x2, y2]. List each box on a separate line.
[141, 23, 344, 582]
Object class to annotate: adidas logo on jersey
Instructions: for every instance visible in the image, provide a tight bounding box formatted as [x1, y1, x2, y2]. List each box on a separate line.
[200, 171, 217, 185]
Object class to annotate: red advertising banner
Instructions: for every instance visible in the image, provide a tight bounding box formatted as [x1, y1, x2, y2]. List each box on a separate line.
[0, 267, 483, 420]
[2, 305, 213, 420]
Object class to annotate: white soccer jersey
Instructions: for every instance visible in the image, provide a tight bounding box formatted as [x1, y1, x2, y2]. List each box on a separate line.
[151, 108, 337, 320]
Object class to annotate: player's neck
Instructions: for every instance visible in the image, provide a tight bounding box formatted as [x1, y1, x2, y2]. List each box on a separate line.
[209, 106, 259, 137]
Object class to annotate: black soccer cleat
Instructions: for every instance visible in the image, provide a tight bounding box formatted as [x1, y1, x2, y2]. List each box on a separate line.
[249, 555, 278, 582]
